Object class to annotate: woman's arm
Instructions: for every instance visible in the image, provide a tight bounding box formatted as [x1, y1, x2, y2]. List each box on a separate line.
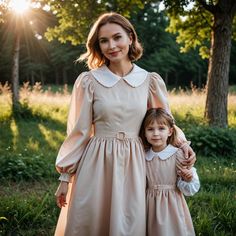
[148, 72, 196, 166]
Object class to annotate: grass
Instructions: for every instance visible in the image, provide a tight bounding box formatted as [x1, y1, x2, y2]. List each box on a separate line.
[0, 83, 236, 235]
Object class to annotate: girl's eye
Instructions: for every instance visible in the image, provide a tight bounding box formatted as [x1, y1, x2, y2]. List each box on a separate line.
[147, 128, 154, 131]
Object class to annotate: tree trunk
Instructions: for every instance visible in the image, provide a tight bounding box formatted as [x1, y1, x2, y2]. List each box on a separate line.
[40, 69, 44, 86]
[11, 30, 20, 109]
[30, 70, 35, 86]
[62, 67, 68, 84]
[198, 66, 201, 88]
[204, 12, 232, 127]
[55, 68, 59, 85]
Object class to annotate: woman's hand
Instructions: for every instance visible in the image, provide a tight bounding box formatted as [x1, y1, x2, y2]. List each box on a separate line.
[176, 143, 196, 171]
[181, 143, 196, 166]
[178, 168, 193, 182]
[55, 181, 69, 208]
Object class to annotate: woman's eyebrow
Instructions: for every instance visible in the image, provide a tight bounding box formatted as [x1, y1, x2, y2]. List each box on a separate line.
[99, 32, 122, 40]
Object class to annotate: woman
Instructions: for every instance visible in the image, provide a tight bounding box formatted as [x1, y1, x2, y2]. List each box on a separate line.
[54, 12, 195, 236]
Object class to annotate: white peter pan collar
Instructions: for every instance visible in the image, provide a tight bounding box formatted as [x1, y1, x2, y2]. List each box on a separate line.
[90, 64, 148, 88]
[146, 144, 179, 161]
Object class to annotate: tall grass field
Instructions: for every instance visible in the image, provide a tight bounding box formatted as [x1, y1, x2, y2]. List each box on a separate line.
[0, 83, 236, 235]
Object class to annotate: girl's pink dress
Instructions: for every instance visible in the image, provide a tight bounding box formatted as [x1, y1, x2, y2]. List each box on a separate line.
[146, 145, 197, 236]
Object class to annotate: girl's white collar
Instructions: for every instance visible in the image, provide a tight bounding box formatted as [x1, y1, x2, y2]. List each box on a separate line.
[90, 64, 148, 88]
[146, 144, 179, 161]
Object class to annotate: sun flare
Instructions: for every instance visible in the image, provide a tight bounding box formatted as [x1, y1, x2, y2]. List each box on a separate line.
[9, 0, 30, 14]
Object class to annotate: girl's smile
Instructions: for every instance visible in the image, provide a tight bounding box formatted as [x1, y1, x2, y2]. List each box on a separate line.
[145, 120, 173, 152]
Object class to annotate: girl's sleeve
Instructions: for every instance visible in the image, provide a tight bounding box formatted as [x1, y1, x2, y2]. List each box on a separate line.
[176, 150, 200, 196]
[177, 167, 200, 196]
[55, 72, 94, 182]
[148, 72, 186, 141]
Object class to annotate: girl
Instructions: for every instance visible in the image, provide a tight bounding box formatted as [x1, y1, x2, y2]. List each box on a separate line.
[54, 13, 196, 236]
[140, 108, 200, 236]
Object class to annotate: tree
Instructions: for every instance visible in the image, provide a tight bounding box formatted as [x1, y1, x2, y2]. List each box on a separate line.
[0, 0, 56, 111]
[165, 0, 236, 127]
[44, 0, 236, 127]
[43, 0, 145, 45]
[131, 3, 207, 87]
[0, 2, 23, 110]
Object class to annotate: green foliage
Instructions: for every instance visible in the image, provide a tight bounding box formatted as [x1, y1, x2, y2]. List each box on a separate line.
[166, 1, 212, 59]
[44, 0, 145, 45]
[12, 100, 37, 120]
[190, 191, 236, 235]
[185, 127, 236, 157]
[0, 183, 59, 235]
[0, 154, 56, 181]
[0, 90, 236, 235]
[132, 5, 208, 86]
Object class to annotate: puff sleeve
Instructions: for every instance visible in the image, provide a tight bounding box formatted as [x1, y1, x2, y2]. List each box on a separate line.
[148, 72, 186, 141]
[55, 72, 94, 182]
[177, 167, 200, 196]
[148, 72, 170, 112]
[176, 150, 200, 196]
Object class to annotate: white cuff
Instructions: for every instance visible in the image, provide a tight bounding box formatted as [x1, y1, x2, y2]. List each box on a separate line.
[177, 167, 200, 196]
[58, 173, 72, 183]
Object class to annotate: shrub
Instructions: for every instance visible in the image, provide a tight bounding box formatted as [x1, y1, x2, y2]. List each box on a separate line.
[0, 154, 57, 181]
[185, 127, 236, 157]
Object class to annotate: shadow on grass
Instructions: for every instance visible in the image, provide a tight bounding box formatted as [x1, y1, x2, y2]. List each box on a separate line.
[0, 102, 66, 181]
[0, 104, 65, 234]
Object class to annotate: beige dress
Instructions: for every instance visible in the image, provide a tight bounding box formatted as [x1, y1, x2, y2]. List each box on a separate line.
[146, 145, 196, 236]
[54, 64, 171, 236]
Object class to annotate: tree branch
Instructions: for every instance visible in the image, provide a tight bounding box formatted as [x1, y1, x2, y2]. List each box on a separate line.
[230, 1, 236, 16]
[198, 7, 214, 30]
[197, 0, 216, 14]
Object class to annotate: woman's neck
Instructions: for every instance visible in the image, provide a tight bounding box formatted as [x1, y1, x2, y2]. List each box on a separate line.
[108, 60, 133, 77]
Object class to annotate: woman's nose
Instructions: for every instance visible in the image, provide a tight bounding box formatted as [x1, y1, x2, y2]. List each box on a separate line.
[109, 40, 116, 49]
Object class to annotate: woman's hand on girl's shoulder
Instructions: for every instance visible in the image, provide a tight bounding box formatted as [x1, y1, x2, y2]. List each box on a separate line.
[180, 143, 196, 165]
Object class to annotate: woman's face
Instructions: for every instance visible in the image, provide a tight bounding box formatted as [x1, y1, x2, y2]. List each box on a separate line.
[98, 23, 132, 64]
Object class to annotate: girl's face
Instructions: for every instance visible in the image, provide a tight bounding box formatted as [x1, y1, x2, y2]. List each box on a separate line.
[145, 120, 173, 152]
[98, 23, 132, 64]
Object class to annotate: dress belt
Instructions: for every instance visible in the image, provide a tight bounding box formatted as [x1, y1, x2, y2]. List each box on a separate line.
[148, 184, 177, 190]
[94, 131, 138, 140]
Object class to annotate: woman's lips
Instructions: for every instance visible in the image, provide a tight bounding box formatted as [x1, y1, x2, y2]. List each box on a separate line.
[109, 51, 120, 57]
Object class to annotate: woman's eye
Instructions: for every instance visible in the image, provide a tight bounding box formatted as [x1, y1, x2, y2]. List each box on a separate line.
[114, 35, 122, 40]
[99, 39, 107, 44]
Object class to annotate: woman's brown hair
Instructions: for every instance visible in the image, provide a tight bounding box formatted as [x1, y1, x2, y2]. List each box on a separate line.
[78, 12, 143, 69]
[139, 108, 178, 151]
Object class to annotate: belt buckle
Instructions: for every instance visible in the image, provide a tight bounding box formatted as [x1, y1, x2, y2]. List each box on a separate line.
[116, 131, 126, 140]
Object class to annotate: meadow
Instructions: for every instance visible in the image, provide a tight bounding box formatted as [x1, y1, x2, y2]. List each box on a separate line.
[0, 82, 236, 235]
